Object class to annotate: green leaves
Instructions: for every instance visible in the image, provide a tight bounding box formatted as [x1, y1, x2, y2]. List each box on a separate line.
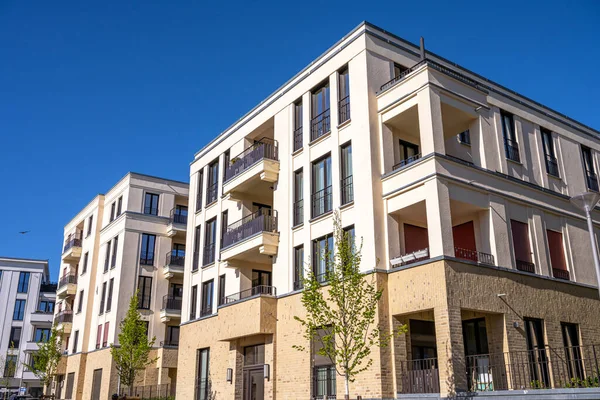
[24, 326, 63, 393]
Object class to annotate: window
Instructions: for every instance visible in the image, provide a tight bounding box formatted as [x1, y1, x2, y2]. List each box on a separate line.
[9, 327, 22, 348]
[111, 235, 119, 268]
[218, 274, 226, 306]
[223, 150, 230, 182]
[547, 230, 569, 280]
[510, 220, 534, 273]
[524, 318, 549, 387]
[582, 146, 598, 191]
[311, 154, 332, 218]
[561, 323, 583, 380]
[338, 67, 350, 123]
[220, 211, 228, 247]
[17, 272, 30, 293]
[3, 355, 17, 377]
[137, 276, 152, 310]
[310, 81, 331, 141]
[104, 241, 111, 272]
[252, 270, 271, 288]
[340, 142, 353, 205]
[541, 128, 559, 177]
[201, 280, 214, 317]
[312, 234, 333, 283]
[99, 282, 107, 314]
[344, 225, 356, 253]
[174, 205, 188, 224]
[87, 215, 93, 236]
[294, 245, 304, 290]
[458, 129, 471, 145]
[140, 234, 156, 265]
[72, 330, 79, 354]
[293, 169, 303, 226]
[141, 321, 149, 338]
[96, 325, 102, 349]
[394, 63, 408, 78]
[34, 328, 50, 343]
[77, 290, 84, 313]
[103, 322, 109, 347]
[13, 299, 26, 320]
[293, 100, 303, 152]
[313, 328, 336, 399]
[206, 160, 219, 205]
[82, 252, 89, 274]
[116, 196, 123, 216]
[501, 110, 520, 162]
[203, 218, 216, 266]
[196, 348, 210, 400]
[190, 285, 198, 320]
[144, 193, 160, 215]
[395, 139, 420, 170]
[106, 279, 114, 312]
[110, 202, 116, 222]
[244, 344, 265, 366]
[38, 300, 54, 313]
[196, 171, 204, 212]
[166, 326, 180, 346]
[192, 226, 201, 271]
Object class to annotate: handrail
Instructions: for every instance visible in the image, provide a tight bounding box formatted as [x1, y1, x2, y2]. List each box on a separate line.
[586, 170, 599, 192]
[516, 259, 535, 273]
[222, 209, 278, 249]
[380, 59, 427, 92]
[310, 109, 331, 142]
[161, 295, 182, 311]
[54, 310, 73, 324]
[341, 175, 354, 205]
[293, 199, 303, 226]
[202, 243, 216, 266]
[339, 95, 350, 124]
[545, 154, 559, 177]
[552, 268, 570, 280]
[393, 154, 421, 171]
[454, 247, 495, 266]
[224, 138, 278, 183]
[311, 186, 332, 218]
[504, 137, 520, 163]
[205, 182, 218, 205]
[165, 251, 185, 267]
[63, 230, 83, 253]
[224, 285, 276, 304]
[169, 207, 188, 225]
[293, 127, 303, 152]
[58, 274, 77, 289]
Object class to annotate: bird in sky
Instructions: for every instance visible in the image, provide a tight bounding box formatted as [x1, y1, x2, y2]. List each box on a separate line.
[18, 231, 30, 235]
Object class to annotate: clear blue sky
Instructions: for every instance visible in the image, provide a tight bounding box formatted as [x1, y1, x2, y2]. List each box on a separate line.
[1, 0, 599, 280]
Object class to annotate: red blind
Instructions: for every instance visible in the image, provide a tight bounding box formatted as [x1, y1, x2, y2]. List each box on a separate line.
[103, 322, 110, 346]
[510, 220, 532, 263]
[96, 325, 102, 347]
[547, 230, 567, 271]
[452, 221, 477, 251]
[404, 224, 429, 253]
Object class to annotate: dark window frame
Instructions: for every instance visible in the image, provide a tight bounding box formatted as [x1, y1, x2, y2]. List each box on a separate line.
[294, 245, 304, 290]
[17, 272, 30, 293]
[200, 280, 214, 316]
[340, 142, 353, 205]
[190, 285, 198, 320]
[144, 192, 160, 215]
[13, 299, 26, 320]
[140, 233, 156, 266]
[137, 276, 152, 310]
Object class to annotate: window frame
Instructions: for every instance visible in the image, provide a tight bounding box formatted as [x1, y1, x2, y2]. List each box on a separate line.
[140, 233, 157, 266]
[137, 276, 153, 310]
[17, 272, 30, 293]
[144, 192, 160, 216]
[13, 299, 26, 321]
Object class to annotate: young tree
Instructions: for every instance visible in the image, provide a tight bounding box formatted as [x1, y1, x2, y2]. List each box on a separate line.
[110, 290, 157, 395]
[25, 326, 63, 395]
[1, 341, 21, 400]
[294, 213, 405, 400]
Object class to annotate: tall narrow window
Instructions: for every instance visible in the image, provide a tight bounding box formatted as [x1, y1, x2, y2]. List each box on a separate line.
[82, 252, 89, 274]
[116, 196, 123, 216]
[218, 274, 226, 306]
[501, 110, 520, 162]
[196, 348, 210, 400]
[87, 215, 93, 236]
[293, 169, 303, 226]
[524, 318, 549, 387]
[223, 150, 230, 183]
[106, 279, 114, 312]
[313, 327, 336, 399]
[510, 220, 534, 273]
[458, 129, 471, 145]
[140, 234, 156, 265]
[394, 63, 408, 79]
[173, 205, 188, 224]
[190, 285, 198, 320]
[96, 325, 102, 349]
[203, 218, 217, 266]
[137, 276, 152, 310]
[103, 322, 109, 347]
[561, 323, 583, 380]
[294, 245, 304, 290]
[17, 272, 30, 293]
[541, 128, 559, 177]
[34, 328, 50, 343]
[111, 235, 119, 268]
[311, 154, 332, 218]
[193, 226, 201, 271]
[201, 280, 214, 317]
[99, 282, 107, 314]
[144, 193, 160, 215]
[311, 81, 331, 141]
[338, 66, 350, 124]
[220, 211, 228, 248]
[395, 139, 420, 170]
[312, 234, 333, 283]
[110, 202, 116, 222]
[582, 146, 598, 191]
[293, 100, 303, 152]
[206, 160, 219, 205]
[166, 326, 180, 346]
[340, 143, 353, 205]
[9, 327, 21, 348]
[547, 230, 569, 280]
[77, 290, 84, 313]
[104, 241, 111, 272]
[72, 330, 79, 354]
[13, 299, 26, 320]
[344, 225, 356, 252]
[196, 170, 204, 212]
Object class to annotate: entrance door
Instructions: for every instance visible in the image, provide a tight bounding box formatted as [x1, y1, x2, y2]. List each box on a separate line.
[91, 369, 102, 400]
[524, 318, 549, 387]
[463, 318, 491, 390]
[56, 375, 64, 399]
[243, 367, 265, 400]
[65, 372, 75, 400]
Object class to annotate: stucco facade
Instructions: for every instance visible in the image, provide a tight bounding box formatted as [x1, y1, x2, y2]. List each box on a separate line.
[52, 172, 188, 400]
[177, 22, 600, 400]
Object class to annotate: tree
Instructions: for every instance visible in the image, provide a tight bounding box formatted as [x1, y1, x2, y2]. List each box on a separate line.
[110, 290, 157, 395]
[25, 326, 63, 395]
[1, 341, 21, 400]
[294, 213, 405, 400]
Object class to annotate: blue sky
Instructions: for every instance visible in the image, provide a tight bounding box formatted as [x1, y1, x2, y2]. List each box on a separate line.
[1, 0, 598, 279]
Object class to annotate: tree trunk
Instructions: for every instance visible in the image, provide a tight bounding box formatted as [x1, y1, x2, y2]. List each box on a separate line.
[344, 372, 350, 400]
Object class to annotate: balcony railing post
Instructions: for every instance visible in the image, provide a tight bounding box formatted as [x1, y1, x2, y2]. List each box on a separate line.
[393, 153, 421, 171]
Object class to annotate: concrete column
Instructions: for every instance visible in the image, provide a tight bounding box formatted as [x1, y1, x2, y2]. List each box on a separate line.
[329, 72, 342, 211]
[425, 179, 454, 257]
[302, 91, 311, 148]
[417, 87, 445, 156]
[434, 305, 467, 396]
[381, 121, 395, 173]
[490, 107, 509, 174]
[488, 196, 513, 268]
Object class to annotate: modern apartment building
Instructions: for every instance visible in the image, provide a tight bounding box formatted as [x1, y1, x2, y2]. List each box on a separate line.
[52, 172, 188, 400]
[177, 22, 600, 400]
[0, 257, 56, 397]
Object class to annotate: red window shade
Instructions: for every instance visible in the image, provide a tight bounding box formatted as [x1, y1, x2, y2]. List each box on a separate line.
[452, 221, 477, 251]
[103, 322, 110, 347]
[547, 230, 567, 271]
[510, 220, 532, 263]
[404, 224, 429, 254]
[96, 325, 102, 348]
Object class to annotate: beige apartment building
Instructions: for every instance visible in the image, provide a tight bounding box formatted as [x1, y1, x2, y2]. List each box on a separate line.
[52, 172, 188, 400]
[176, 22, 600, 400]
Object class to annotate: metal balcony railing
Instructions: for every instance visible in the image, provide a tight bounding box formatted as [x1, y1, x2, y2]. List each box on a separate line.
[143, 205, 158, 216]
[161, 295, 182, 312]
[454, 247, 495, 266]
[205, 182, 218, 205]
[338, 95, 350, 124]
[224, 138, 279, 183]
[58, 274, 77, 289]
[293, 126, 303, 152]
[310, 109, 331, 142]
[63, 230, 83, 253]
[202, 244, 216, 266]
[224, 285, 276, 304]
[221, 209, 278, 249]
[54, 310, 73, 324]
[293, 199, 303, 226]
[390, 248, 430, 268]
[160, 340, 179, 348]
[504, 138, 520, 163]
[380, 59, 427, 92]
[199, 306, 213, 317]
[169, 207, 188, 225]
[140, 251, 154, 266]
[165, 251, 185, 267]
[516, 259, 535, 273]
[341, 175, 353, 205]
[586, 170, 599, 192]
[545, 154, 560, 177]
[552, 268, 570, 281]
[393, 154, 421, 171]
[311, 186, 332, 218]
[196, 192, 203, 212]
[398, 357, 440, 394]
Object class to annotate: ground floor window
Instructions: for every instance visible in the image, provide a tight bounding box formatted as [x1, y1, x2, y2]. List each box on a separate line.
[313, 365, 336, 398]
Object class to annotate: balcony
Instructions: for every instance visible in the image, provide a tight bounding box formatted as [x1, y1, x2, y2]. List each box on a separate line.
[454, 247, 495, 265]
[54, 311, 73, 334]
[160, 295, 182, 323]
[30, 311, 54, 324]
[163, 251, 185, 279]
[62, 230, 83, 262]
[56, 274, 77, 298]
[552, 268, 570, 281]
[390, 248, 430, 268]
[217, 291, 277, 340]
[222, 138, 279, 200]
[393, 153, 421, 171]
[516, 259, 535, 273]
[167, 207, 188, 237]
[24, 341, 41, 353]
[220, 209, 279, 263]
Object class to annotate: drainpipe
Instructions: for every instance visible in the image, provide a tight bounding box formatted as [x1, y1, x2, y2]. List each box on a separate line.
[420, 37, 426, 60]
